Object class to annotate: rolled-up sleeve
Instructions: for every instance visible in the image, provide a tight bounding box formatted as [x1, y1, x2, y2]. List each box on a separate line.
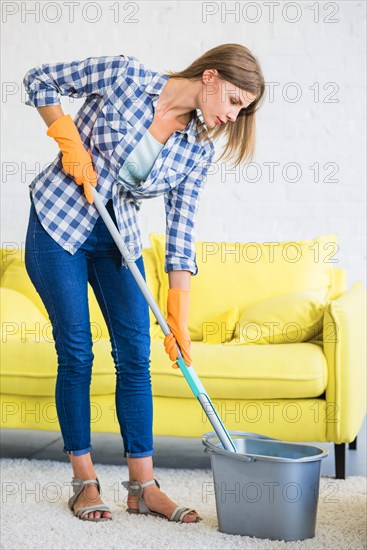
[164, 144, 214, 276]
[22, 55, 129, 108]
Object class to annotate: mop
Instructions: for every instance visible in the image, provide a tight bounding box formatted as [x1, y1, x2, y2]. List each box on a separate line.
[91, 186, 238, 453]
[90, 187, 330, 541]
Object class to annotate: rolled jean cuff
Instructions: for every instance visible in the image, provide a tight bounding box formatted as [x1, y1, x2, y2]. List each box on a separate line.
[63, 445, 93, 456]
[124, 449, 154, 458]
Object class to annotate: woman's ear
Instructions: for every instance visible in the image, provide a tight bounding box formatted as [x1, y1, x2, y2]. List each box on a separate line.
[202, 68, 219, 84]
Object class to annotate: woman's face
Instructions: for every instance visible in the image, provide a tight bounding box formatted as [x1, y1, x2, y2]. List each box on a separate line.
[199, 69, 257, 129]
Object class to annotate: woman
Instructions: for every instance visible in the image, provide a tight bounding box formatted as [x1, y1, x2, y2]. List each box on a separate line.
[23, 43, 265, 523]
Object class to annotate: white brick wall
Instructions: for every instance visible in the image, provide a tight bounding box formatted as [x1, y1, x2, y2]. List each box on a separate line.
[1, 0, 366, 288]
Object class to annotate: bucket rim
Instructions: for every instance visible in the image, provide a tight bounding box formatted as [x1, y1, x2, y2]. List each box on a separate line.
[202, 431, 329, 463]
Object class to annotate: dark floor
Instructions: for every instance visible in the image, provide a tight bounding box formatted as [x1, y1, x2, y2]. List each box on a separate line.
[1, 416, 366, 477]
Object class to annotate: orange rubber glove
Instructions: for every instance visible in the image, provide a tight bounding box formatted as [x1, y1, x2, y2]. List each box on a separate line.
[46, 114, 97, 204]
[164, 288, 192, 368]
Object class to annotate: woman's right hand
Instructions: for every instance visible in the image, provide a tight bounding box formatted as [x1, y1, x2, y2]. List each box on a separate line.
[46, 114, 97, 204]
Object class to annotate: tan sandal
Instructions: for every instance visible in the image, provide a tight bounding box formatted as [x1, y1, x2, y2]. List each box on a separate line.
[68, 477, 112, 521]
[121, 478, 202, 523]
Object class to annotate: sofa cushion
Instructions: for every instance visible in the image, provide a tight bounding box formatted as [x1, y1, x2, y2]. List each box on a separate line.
[0, 287, 50, 340]
[1, 248, 47, 316]
[149, 341, 328, 400]
[150, 233, 336, 342]
[1, 297, 327, 399]
[232, 289, 330, 345]
[201, 306, 239, 343]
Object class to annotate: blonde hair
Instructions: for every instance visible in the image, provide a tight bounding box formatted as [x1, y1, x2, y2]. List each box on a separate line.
[163, 43, 265, 168]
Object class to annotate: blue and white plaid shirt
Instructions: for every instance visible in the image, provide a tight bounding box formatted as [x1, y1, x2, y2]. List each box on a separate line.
[23, 54, 215, 275]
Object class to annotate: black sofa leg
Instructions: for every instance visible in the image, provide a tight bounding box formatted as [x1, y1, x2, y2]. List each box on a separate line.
[349, 436, 357, 450]
[334, 443, 346, 479]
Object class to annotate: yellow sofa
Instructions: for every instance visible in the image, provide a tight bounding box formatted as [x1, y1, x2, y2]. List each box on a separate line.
[1, 233, 366, 478]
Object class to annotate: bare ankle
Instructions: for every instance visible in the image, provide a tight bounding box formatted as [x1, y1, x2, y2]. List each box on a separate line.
[127, 456, 154, 483]
[69, 452, 96, 479]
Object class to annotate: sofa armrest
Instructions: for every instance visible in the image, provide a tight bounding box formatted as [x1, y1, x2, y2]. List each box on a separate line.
[323, 282, 367, 442]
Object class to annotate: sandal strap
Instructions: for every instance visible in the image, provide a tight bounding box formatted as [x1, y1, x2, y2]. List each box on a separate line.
[170, 506, 197, 522]
[121, 480, 199, 522]
[71, 478, 100, 489]
[121, 478, 160, 497]
[141, 479, 159, 489]
[75, 504, 111, 518]
[68, 477, 101, 511]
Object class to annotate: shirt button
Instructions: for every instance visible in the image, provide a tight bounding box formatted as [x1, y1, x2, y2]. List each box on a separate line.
[87, 226, 91, 230]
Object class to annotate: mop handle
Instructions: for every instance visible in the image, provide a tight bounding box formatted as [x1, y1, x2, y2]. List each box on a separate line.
[91, 188, 237, 453]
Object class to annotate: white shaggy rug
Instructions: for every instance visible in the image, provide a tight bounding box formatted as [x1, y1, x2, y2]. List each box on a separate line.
[0, 458, 366, 550]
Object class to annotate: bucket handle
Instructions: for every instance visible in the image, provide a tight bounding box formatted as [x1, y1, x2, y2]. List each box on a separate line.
[202, 432, 329, 463]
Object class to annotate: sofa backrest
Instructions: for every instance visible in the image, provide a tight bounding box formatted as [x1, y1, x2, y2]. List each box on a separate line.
[0, 236, 347, 342]
[148, 233, 347, 336]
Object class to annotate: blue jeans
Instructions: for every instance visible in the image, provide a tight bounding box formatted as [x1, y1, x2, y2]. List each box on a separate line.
[25, 196, 153, 458]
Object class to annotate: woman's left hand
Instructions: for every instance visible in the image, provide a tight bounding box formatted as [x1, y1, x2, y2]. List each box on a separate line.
[163, 288, 192, 368]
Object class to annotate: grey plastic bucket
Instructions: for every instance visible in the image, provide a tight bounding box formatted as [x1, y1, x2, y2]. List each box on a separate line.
[202, 431, 329, 541]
